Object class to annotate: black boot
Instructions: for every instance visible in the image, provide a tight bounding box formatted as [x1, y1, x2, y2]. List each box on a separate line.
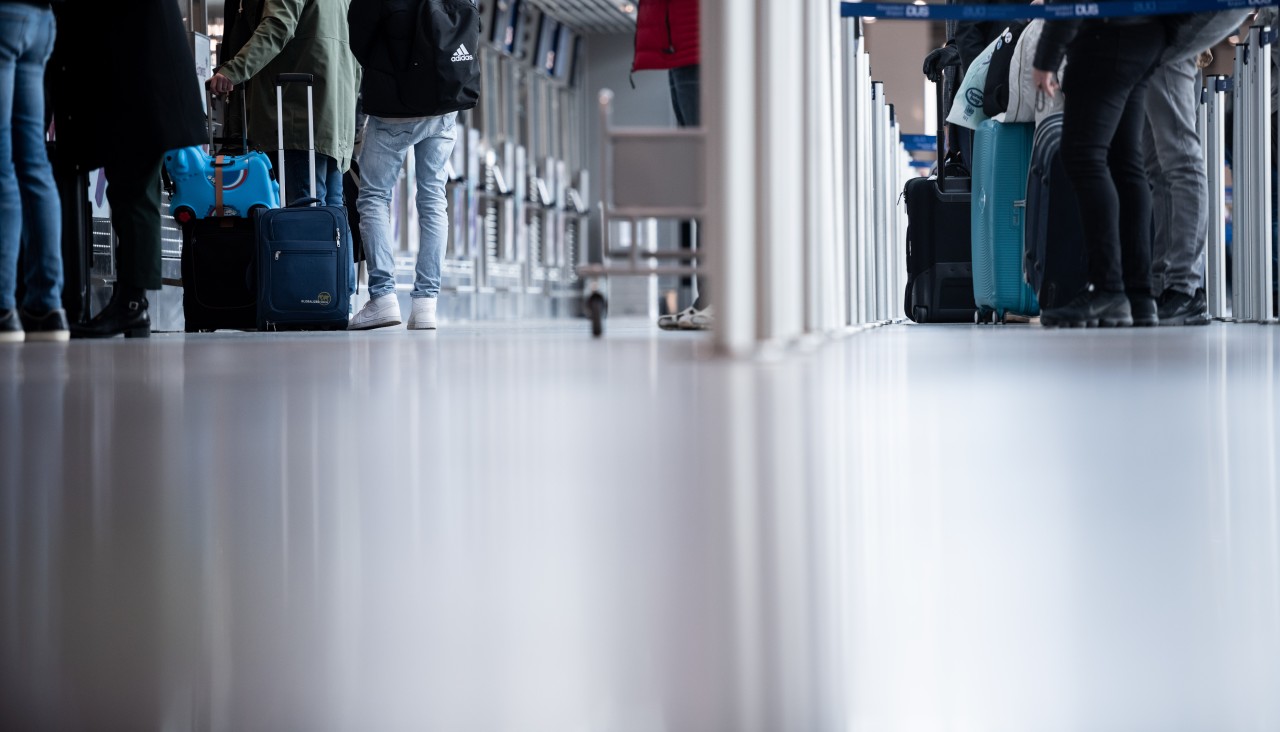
[70, 286, 151, 339]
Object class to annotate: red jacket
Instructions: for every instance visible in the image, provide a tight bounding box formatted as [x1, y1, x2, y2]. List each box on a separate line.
[632, 0, 699, 71]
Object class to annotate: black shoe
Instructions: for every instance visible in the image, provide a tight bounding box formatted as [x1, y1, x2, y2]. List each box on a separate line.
[19, 308, 70, 342]
[1157, 288, 1209, 326]
[1128, 294, 1159, 327]
[1040, 289, 1133, 328]
[0, 309, 23, 343]
[70, 289, 151, 339]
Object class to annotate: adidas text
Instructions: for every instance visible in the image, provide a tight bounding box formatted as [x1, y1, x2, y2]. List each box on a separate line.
[452, 44, 474, 62]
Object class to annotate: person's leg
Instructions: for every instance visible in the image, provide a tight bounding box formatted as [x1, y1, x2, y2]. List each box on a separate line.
[106, 156, 163, 292]
[69, 155, 160, 337]
[349, 117, 411, 329]
[0, 7, 23, 317]
[283, 149, 319, 205]
[15, 7, 61, 316]
[316, 154, 357, 297]
[410, 113, 457, 303]
[1058, 25, 1165, 296]
[356, 118, 412, 301]
[668, 65, 700, 128]
[1143, 112, 1169, 295]
[1112, 76, 1157, 303]
[1144, 56, 1206, 299]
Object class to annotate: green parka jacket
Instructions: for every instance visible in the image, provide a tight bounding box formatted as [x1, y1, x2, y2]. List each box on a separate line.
[218, 0, 361, 171]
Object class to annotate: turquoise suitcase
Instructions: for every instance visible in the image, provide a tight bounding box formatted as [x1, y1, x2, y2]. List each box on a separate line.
[972, 119, 1039, 323]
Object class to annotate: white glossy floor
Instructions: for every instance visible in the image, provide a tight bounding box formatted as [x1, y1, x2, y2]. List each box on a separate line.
[2, 320, 1279, 731]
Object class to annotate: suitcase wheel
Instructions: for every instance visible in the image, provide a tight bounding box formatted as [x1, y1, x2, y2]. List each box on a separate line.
[913, 306, 928, 324]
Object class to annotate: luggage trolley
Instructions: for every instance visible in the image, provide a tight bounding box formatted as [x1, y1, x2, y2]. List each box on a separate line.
[577, 89, 706, 337]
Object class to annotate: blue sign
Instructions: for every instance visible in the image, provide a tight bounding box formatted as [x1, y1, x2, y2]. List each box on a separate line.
[840, 0, 1277, 21]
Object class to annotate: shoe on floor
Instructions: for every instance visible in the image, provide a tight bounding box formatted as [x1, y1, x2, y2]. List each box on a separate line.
[407, 297, 437, 330]
[677, 304, 714, 330]
[70, 288, 150, 339]
[1128, 294, 1159, 327]
[348, 293, 401, 330]
[1157, 288, 1209, 326]
[1040, 289, 1132, 328]
[659, 306, 696, 331]
[0, 309, 23, 343]
[19, 308, 69, 342]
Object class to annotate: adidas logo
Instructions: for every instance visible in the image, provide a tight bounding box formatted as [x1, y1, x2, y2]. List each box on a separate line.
[451, 44, 474, 63]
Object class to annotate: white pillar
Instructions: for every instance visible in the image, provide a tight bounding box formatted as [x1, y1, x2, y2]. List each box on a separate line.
[705, 0, 759, 355]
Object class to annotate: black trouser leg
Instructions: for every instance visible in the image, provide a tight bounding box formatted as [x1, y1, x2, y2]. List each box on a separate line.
[1059, 24, 1165, 294]
[104, 155, 163, 291]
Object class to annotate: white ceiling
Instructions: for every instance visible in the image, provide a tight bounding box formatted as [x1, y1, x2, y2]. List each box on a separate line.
[526, 0, 637, 34]
[202, 0, 636, 35]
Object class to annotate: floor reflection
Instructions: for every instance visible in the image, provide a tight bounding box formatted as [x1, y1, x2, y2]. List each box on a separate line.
[0, 324, 1277, 730]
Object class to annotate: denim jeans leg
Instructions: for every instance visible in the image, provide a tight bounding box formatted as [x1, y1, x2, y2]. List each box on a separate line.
[412, 113, 457, 299]
[16, 9, 59, 313]
[356, 117, 412, 300]
[0, 8, 26, 311]
[667, 65, 700, 128]
[0, 6, 56, 312]
[1144, 57, 1206, 297]
[283, 150, 340, 205]
[284, 151, 356, 295]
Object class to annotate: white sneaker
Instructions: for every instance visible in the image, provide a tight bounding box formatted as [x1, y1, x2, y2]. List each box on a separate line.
[407, 297, 437, 330]
[658, 306, 696, 331]
[677, 304, 714, 330]
[347, 293, 401, 330]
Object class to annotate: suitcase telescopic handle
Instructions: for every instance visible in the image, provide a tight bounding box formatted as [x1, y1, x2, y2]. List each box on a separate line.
[275, 74, 319, 207]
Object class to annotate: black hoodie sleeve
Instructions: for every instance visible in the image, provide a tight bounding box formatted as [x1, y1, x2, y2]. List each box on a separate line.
[1034, 1, 1081, 72]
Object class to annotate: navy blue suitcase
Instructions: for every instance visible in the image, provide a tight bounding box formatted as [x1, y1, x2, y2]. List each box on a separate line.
[255, 73, 351, 331]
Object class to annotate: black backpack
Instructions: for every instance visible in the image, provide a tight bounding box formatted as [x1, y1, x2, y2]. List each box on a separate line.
[417, 0, 481, 113]
[981, 21, 1027, 119]
[350, 0, 481, 116]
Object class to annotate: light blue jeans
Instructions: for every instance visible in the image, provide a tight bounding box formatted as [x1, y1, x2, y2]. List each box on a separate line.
[0, 3, 60, 314]
[356, 113, 457, 300]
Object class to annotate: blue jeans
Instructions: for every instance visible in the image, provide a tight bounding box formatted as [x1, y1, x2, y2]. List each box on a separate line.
[356, 113, 457, 299]
[0, 4, 60, 313]
[668, 65, 700, 128]
[283, 150, 355, 295]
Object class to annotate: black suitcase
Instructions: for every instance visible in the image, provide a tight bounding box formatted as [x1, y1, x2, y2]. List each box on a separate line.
[174, 89, 259, 332]
[1023, 112, 1088, 310]
[903, 68, 976, 323]
[181, 217, 258, 331]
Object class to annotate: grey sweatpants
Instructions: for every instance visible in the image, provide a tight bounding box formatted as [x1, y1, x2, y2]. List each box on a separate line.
[1144, 56, 1206, 297]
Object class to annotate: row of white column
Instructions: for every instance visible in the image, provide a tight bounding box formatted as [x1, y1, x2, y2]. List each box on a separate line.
[1226, 26, 1274, 323]
[1204, 25, 1274, 322]
[704, 2, 913, 356]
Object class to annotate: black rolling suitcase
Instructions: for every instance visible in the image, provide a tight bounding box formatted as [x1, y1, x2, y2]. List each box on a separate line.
[176, 92, 260, 332]
[1023, 112, 1088, 310]
[903, 63, 976, 323]
[181, 217, 258, 331]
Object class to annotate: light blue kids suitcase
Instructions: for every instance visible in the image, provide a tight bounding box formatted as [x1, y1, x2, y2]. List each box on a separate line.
[971, 118, 1039, 323]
